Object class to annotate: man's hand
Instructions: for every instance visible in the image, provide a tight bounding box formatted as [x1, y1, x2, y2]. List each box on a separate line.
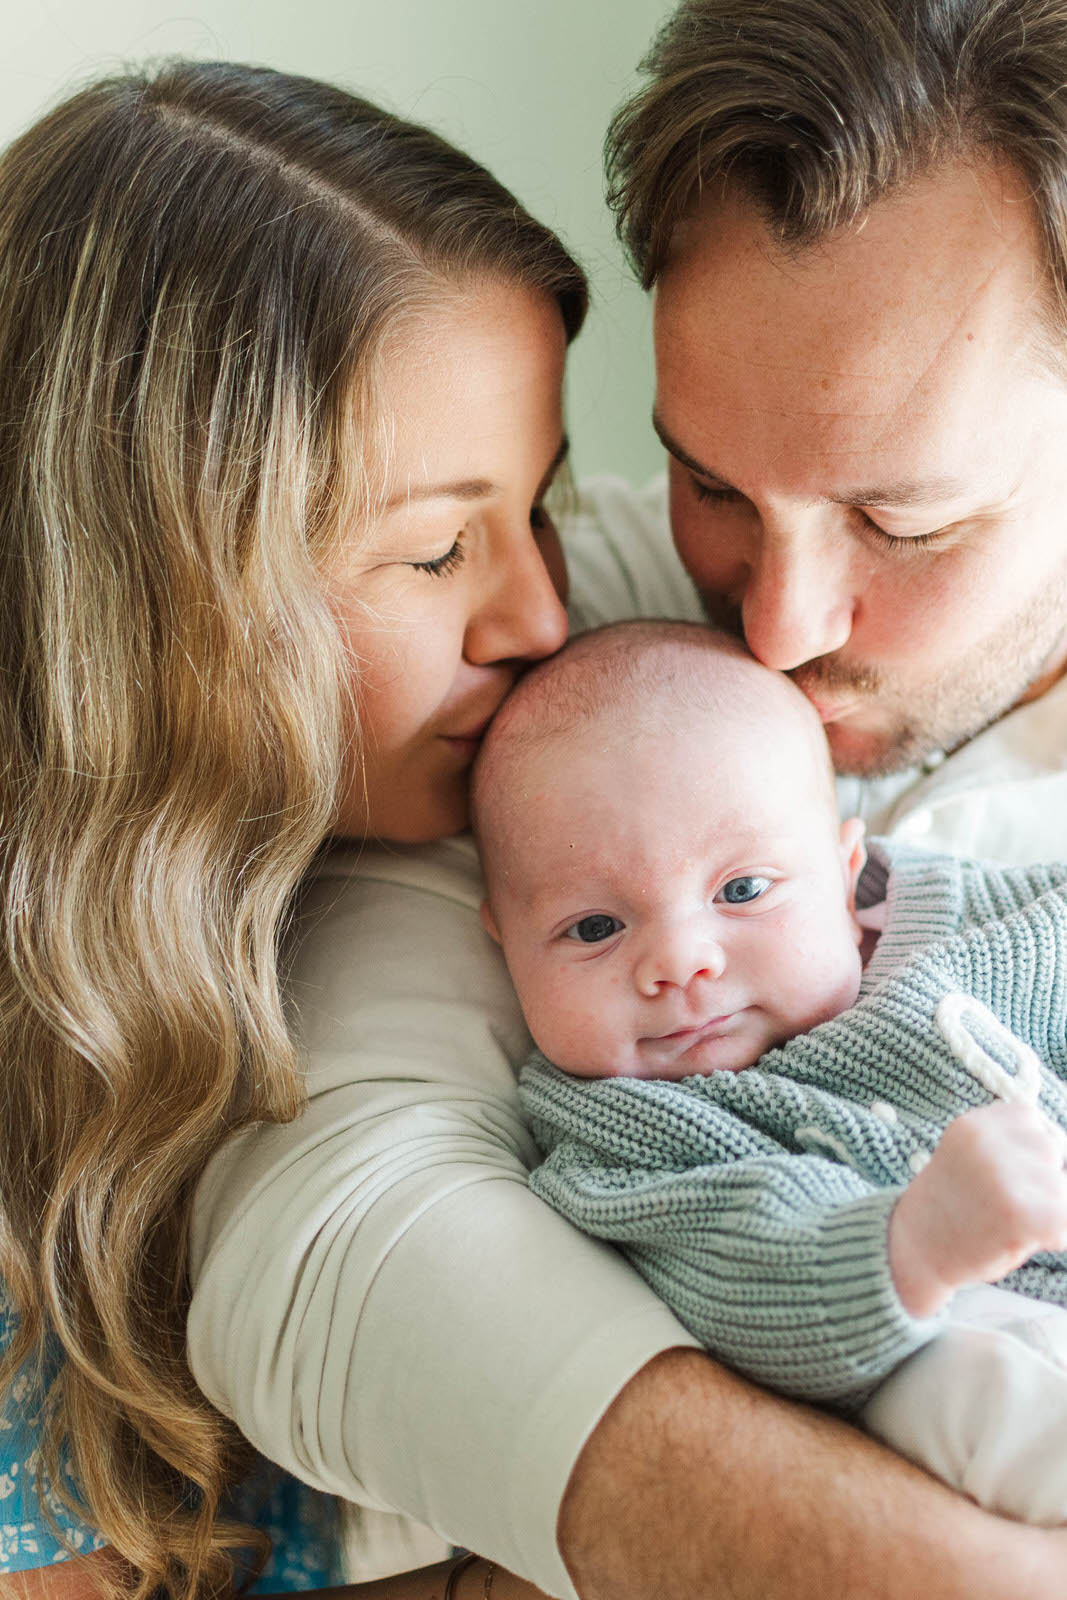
[888, 1101, 1067, 1319]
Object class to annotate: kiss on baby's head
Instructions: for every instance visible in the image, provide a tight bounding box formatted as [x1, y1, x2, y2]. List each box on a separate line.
[472, 620, 868, 1080]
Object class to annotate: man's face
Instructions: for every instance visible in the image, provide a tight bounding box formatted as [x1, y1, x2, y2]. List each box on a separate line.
[654, 156, 1067, 776]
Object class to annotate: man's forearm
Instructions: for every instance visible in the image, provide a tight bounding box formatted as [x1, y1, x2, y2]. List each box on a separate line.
[558, 1348, 1066, 1600]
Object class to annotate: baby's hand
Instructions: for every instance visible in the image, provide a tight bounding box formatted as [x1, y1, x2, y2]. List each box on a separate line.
[888, 1101, 1067, 1319]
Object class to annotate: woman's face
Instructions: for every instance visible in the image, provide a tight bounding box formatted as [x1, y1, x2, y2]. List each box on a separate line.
[327, 281, 570, 842]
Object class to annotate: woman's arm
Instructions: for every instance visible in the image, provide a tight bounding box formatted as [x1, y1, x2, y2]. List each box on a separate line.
[267, 1556, 545, 1600]
[188, 841, 699, 1600]
[0, 1551, 545, 1600]
[0, 1551, 131, 1600]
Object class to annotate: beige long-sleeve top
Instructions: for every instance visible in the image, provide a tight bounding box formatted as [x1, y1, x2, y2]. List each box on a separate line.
[188, 475, 1067, 1598]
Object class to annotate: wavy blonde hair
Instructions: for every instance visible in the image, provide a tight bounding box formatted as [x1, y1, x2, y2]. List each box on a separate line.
[0, 61, 586, 1600]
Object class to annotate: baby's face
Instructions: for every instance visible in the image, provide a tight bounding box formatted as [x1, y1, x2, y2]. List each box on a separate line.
[482, 712, 865, 1080]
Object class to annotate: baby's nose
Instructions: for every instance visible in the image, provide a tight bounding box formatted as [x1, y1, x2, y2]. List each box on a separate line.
[635, 928, 725, 995]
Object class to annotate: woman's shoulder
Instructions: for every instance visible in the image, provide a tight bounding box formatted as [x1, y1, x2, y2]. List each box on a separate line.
[306, 832, 484, 910]
[560, 474, 703, 630]
[288, 836, 528, 1075]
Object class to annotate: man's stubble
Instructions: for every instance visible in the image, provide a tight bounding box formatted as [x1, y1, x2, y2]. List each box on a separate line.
[701, 569, 1067, 777]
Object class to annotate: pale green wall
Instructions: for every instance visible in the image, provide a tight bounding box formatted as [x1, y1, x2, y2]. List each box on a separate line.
[2, 0, 676, 485]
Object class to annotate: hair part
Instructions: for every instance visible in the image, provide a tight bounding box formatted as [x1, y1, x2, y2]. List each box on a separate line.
[606, 0, 1067, 346]
[0, 59, 586, 1600]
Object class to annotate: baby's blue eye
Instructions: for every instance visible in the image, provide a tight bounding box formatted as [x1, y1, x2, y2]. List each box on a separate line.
[718, 876, 772, 905]
[565, 914, 624, 944]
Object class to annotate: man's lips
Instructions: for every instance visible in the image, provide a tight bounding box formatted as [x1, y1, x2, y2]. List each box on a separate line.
[804, 696, 860, 726]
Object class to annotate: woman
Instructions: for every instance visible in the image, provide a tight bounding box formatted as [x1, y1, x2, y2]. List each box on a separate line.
[0, 57, 638, 1600]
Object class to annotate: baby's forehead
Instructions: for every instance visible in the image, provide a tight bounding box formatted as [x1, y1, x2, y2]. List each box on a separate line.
[487, 706, 831, 884]
[473, 626, 837, 876]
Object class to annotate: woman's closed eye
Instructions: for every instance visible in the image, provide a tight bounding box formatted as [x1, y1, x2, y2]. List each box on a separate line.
[411, 532, 466, 578]
[411, 501, 551, 578]
[715, 875, 772, 905]
[564, 913, 625, 944]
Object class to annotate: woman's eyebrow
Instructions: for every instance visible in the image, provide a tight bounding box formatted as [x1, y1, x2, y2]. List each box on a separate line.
[385, 475, 497, 509]
[385, 436, 570, 510]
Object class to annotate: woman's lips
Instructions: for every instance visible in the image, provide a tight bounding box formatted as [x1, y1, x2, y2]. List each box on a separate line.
[439, 713, 497, 757]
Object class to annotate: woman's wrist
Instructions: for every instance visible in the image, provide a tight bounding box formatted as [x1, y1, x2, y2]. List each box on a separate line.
[444, 1554, 488, 1599]
[447, 1555, 543, 1600]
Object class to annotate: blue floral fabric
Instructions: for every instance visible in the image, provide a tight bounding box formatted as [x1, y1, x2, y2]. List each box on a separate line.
[0, 1291, 345, 1591]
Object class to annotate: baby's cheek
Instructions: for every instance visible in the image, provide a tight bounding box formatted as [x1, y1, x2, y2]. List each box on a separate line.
[780, 930, 862, 1032]
[522, 977, 589, 1072]
[536, 971, 633, 1077]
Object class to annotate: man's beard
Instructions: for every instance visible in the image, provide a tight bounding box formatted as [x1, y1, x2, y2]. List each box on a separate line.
[699, 586, 1067, 778]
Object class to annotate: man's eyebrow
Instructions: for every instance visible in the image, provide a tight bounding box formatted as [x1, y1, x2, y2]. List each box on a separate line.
[538, 435, 570, 495]
[827, 475, 968, 508]
[652, 412, 733, 485]
[651, 412, 967, 509]
[385, 436, 569, 511]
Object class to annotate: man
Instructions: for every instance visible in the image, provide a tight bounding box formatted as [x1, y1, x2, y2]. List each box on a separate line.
[560, 1, 1067, 1595]
[188, 5, 1067, 1598]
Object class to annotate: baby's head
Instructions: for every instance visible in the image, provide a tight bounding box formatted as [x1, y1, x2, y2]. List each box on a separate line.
[472, 621, 866, 1080]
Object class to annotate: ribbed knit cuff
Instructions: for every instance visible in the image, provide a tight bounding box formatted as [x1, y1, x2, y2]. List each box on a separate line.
[860, 842, 966, 993]
[801, 1186, 946, 1411]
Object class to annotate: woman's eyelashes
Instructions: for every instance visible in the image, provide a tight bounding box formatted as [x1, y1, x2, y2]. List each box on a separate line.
[564, 913, 625, 944]
[411, 534, 466, 578]
[411, 503, 550, 577]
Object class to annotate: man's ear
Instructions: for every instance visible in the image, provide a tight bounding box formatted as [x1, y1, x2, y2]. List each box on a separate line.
[839, 817, 867, 916]
[480, 898, 501, 945]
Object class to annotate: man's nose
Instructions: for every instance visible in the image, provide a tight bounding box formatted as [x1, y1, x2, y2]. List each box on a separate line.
[739, 519, 855, 672]
[635, 925, 725, 997]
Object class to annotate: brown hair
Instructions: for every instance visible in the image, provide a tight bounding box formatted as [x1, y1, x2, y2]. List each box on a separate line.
[0, 59, 585, 1600]
[607, 0, 1067, 321]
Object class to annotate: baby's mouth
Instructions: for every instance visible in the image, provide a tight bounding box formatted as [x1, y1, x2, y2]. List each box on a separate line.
[648, 1013, 739, 1044]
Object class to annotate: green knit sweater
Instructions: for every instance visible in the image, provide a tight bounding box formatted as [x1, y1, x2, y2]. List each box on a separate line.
[520, 843, 1067, 1411]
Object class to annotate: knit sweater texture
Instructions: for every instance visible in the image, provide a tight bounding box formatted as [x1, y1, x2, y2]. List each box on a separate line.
[520, 842, 1067, 1411]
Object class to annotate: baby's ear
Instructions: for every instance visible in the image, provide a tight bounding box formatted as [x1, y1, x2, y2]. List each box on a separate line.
[480, 898, 502, 945]
[839, 817, 867, 914]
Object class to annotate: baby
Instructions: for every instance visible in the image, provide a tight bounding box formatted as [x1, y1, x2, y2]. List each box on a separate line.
[472, 619, 1067, 1525]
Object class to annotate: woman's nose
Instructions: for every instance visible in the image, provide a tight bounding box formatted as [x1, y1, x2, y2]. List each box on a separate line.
[635, 926, 726, 997]
[464, 526, 568, 665]
[740, 521, 855, 672]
